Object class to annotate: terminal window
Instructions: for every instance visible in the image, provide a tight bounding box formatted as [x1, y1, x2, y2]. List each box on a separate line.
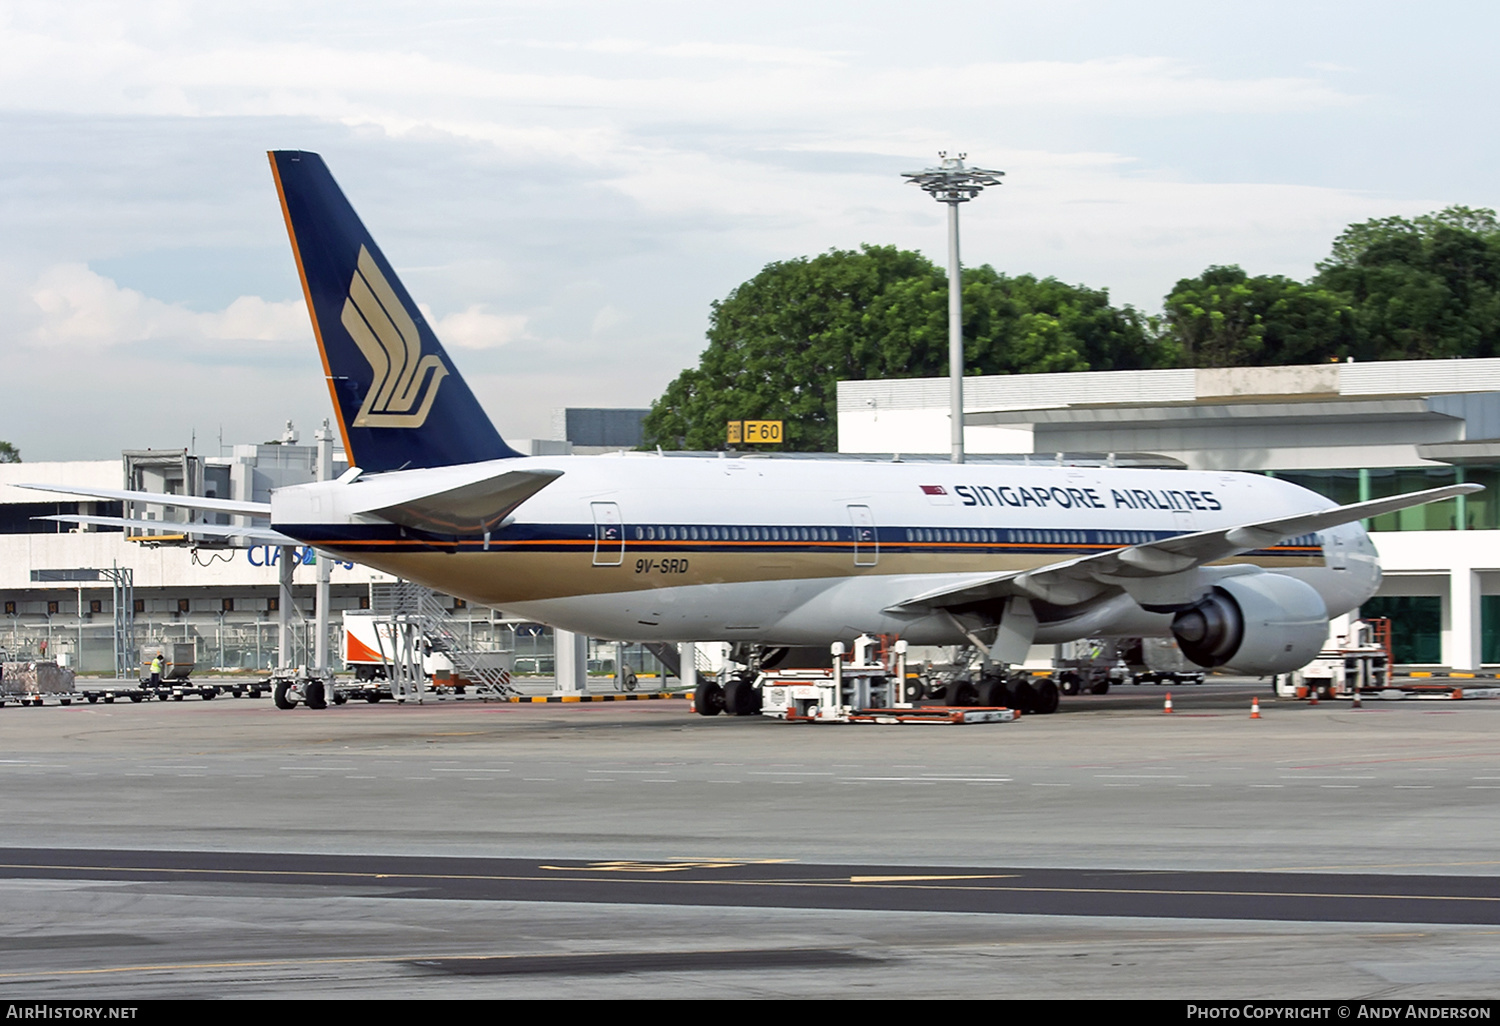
[1361, 596, 1441, 664]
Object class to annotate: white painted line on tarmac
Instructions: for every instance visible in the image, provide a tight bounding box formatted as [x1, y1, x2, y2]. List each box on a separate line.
[847, 776, 1010, 782]
[748, 771, 835, 776]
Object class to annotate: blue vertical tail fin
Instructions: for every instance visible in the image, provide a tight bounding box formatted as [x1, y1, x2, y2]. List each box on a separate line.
[269, 150, 520, 472]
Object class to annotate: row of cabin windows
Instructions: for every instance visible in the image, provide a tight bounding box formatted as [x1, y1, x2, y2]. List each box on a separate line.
[622, 526, 1323, 548]
[633, 525, 840, 542]
[626, 525, 1163, 546]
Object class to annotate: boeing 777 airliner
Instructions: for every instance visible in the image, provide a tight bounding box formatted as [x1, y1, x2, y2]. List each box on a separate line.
[26, 151, 1478, 714]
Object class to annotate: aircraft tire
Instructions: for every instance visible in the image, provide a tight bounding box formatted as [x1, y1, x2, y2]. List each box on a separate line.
[1032, 680, 1060, 714]
[1010, 679, 1036, 713]
[305, 681, 328, 710]
[694, 680, 724, 716]
[273, 681, 296, 710]
[945, 681, 977, 707]
[976, 678, 1009, 708]
[723, 678, 759, 716]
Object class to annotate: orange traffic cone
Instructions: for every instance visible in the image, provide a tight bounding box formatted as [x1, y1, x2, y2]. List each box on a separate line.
[1251, 697, 1261, 719]
[1309, 687, 1319, 706]
[1164, 692, 1174, 714]
[1351, 689, 1362, 709]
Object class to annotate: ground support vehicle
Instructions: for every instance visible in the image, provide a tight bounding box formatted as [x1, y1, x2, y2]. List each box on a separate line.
[1359, 682, 1500, 701]
[1274, 618, 1392, 700]
[216, 680, 272, 699]
[77, 683, 148, 704]
[1053, 639, 1129, 695]
[1055, 638, 1203, 692]
[271, 673, 352, 710]
[697, 637, 1021, 726]
[138, 680, 220, 702]
[1132, 669, 1206, 686]
[339, 610, 516, 706]
[1, 660, 77, 707]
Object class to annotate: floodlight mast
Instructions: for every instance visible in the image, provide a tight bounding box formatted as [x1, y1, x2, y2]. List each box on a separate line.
[902, 153, 1004, 464]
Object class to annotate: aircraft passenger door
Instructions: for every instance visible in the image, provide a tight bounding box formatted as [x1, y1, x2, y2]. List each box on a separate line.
[1323, 529, 1348, 570]
[591, 502, 624, 567]
[848, 504, 879, 567]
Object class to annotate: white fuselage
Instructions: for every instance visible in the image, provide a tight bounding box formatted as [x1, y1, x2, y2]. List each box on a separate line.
[271, 453, 1381, 646]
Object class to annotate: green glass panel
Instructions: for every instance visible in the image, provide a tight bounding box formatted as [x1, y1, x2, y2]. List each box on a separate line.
[1360, 596, 1442, 664]
[1463, 466, 1500, 530]
[1484, 596, 1500, 665]
[1367, 467, 1459, 532]
[1274, 470, 1362, 506]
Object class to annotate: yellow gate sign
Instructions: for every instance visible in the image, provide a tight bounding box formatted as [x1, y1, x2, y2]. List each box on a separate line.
[729, 420, 783, 444]
[743, 420, 783, 444]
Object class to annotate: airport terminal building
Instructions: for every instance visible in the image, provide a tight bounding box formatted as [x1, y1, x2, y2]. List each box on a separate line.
[838, 357, 1500, 671]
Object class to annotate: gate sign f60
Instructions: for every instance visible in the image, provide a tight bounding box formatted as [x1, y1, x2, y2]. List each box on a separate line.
[728, 420, 783, 444]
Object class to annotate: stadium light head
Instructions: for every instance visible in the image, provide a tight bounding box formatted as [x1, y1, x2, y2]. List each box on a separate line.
[901, 152, 1004, 204]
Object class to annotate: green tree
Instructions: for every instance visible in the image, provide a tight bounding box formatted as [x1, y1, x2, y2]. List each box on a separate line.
[1162, 265, 1359, 366]
[1314, 206, 1500, 360]
[0, 441, 19, 463]
[643, 245, 1162, 451]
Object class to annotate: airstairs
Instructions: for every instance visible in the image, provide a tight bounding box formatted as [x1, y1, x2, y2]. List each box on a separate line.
[368, 581, 518, 698]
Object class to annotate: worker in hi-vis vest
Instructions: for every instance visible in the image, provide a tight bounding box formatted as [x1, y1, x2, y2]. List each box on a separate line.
[149, 653, 162, 686]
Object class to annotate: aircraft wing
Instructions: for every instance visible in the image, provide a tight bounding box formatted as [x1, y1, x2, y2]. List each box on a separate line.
[360, 468, 563, 535]
[35, 514, 299, 545]
[17, 483, 272, 518]
[890, 482, 1482, 612]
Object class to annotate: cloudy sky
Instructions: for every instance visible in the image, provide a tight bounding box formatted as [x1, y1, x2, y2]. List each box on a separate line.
[2, 1, 1495, 459]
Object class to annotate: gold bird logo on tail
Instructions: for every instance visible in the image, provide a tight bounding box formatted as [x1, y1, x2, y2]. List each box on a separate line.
[341, 245, 449, 428]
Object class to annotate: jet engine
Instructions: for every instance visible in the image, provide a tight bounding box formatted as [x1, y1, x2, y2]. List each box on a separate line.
[1170, 573, 1328, 675]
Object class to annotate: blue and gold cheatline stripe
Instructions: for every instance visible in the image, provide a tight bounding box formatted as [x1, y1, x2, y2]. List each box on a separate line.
[276, 522, 1324, 560]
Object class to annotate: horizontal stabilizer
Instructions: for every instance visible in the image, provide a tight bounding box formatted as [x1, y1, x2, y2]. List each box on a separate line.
[17, 483, 271, 518]
[37, 515, 298, 546]
[363, 468, 563, 535]
[891, 482, 1483, 613]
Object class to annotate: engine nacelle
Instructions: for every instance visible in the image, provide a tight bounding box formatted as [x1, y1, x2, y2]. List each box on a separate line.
[1170, 573, 1328, 675]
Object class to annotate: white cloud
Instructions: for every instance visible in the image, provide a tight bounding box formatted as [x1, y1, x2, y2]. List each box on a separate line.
[26, 263, 308, 348]
[420, 303, 530, 350]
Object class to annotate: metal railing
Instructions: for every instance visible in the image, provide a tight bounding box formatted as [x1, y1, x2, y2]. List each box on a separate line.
[368, 582, 517, 697]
